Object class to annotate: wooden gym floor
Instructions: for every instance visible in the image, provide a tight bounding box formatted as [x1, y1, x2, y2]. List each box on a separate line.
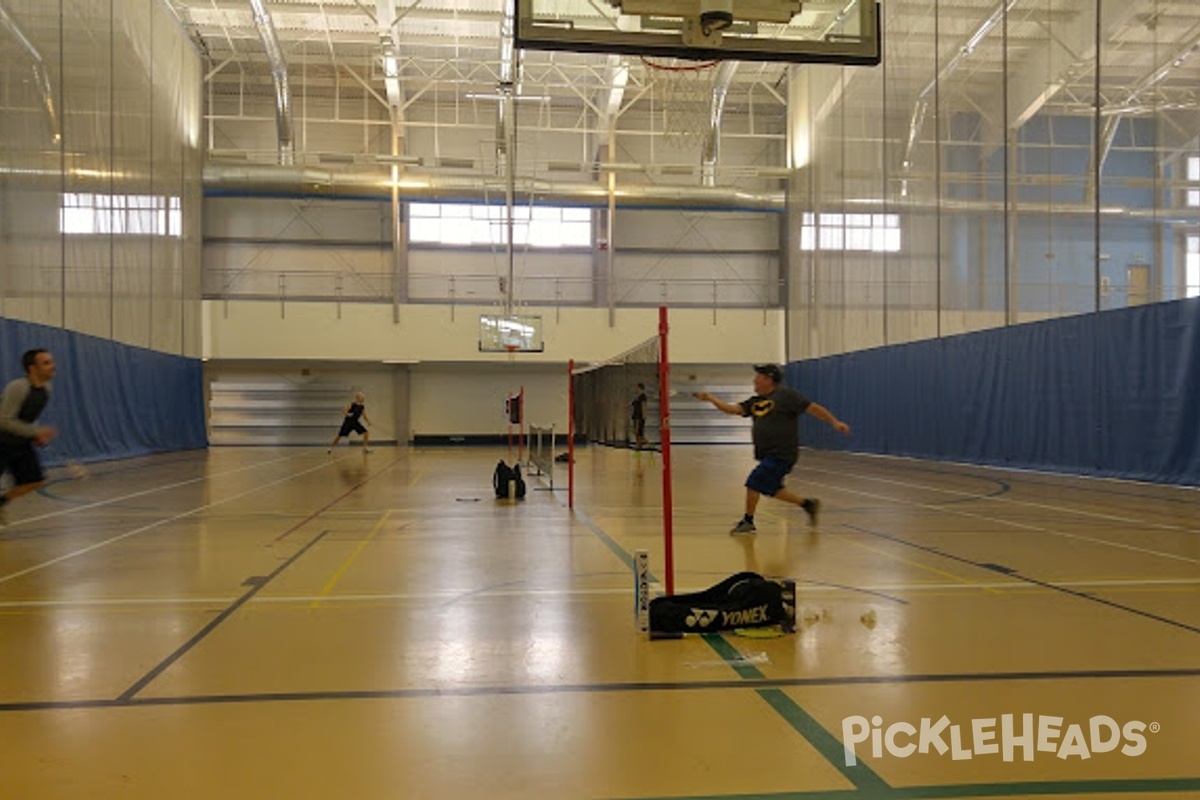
[0, 444, 1197, 799]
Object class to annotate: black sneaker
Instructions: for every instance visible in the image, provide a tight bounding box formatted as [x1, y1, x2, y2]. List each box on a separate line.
[729, 519, 756, 535]
[802, 499, 821, 529]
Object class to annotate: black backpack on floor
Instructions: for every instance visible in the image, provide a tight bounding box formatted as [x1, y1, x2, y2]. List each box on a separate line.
[493, 460, 527, 499]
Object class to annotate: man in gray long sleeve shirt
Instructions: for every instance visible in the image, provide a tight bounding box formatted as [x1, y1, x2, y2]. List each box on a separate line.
[0, 349, 58, 526]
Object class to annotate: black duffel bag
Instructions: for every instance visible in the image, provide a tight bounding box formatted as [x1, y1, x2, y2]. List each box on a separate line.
[649, 572, 795, 637]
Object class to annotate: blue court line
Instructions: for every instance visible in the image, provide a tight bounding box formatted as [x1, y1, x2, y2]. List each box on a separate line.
[841, 523, 1200, 636]
[621, 776, 1200, 800]
[2, 666, 1197, 714]
[117, 529, 330, 701]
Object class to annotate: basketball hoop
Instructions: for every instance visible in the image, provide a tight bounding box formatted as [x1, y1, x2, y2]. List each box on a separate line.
[505, 343, 518, 363]
[640, 57, 721, 150]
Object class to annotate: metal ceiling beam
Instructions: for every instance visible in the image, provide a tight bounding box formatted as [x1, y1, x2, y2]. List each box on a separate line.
[1007, 0, 1140, 129]
[1088, 24, 1200, 201]
[901, 0, 1018, 176]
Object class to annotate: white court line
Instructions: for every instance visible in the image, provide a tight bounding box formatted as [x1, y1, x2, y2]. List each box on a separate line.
[797, 474, 1200, 566]
[3, 577, 1198, 609]
[689, 450, 1200, 565]
[804, 462, 1200, 535]
[9, 452, 310, 528]
[0, 459, 343, 586]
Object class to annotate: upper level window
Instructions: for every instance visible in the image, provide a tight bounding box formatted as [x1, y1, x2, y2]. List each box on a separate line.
[1187, 234, 1199, 300]
[800, 213, 901, 252]
[1187, 156, 1199, 207]
[60, 193, 181, 236]
[409, 203, 591, 247]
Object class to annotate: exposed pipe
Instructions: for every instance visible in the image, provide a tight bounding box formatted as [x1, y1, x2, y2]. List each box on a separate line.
[248, 0, 294, 165]
[0, 0, 60, 144]
[497, 0, 516, 176]
[499, 0, 518, 314]
[202, 165, 787, 210]
[701, 61, 739, 187]
[376, 0, 409, 314]
[199, 164, 1200, 223]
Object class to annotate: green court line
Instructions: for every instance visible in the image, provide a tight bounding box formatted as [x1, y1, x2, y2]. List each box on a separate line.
[702, 632, 768, 680]
[701, 634, 891, 793]
[570, 493, 889, 792]
[622, 776, 1200, 800]
[571, 507, 637, 571]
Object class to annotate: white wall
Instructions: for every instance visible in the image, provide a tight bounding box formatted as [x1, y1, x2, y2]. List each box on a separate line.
[203, 301, 784, 364]
[203, 360, 772, 442]
[205, 361, 402, 444]
[201, 197, 782, 307]
[409, 362, 566, 437]
[203, 301, 786, 439]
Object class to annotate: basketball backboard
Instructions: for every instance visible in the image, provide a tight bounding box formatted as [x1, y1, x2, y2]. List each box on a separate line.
[515, 0, 880, 66]
[480, 314, 545, 353]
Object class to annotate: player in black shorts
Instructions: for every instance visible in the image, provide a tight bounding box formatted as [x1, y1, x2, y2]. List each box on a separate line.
[631, 382, 648, 449]
[0, 349, 58, 526]
[695, 363, 849, 534]
[328, 392, 373, 453]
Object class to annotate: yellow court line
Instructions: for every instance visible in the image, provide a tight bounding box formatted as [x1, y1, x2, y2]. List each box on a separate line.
[310, 509, 393, 608]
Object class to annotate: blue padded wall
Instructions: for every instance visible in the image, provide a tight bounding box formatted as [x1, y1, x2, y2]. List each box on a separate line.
[0, 317, 208, 466]
[791, 299, 1200, 486]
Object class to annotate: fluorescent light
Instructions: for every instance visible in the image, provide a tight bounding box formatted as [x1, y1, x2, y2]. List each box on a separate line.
[464, 93, 551, 102]
[597, 162, 644, 173]
[375, 154, 423, 165]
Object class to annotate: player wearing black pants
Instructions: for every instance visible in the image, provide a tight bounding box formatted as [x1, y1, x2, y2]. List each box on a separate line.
[0, 349, 58, 527]
[631, 382, 648, 449]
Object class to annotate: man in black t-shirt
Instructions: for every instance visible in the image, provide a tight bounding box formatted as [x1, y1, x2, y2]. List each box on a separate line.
[328, 391, 373, 453]
[695, 364, 849, 534]
[0, 349, 58, 527]
[630, 383, 648, 449]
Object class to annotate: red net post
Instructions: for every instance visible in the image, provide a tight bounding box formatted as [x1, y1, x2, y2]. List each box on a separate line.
[658, 306, 674, 596]
[567, 360, 576, 510]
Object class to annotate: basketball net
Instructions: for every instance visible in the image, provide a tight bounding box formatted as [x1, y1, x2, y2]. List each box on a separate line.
[641, 57, 720, 150]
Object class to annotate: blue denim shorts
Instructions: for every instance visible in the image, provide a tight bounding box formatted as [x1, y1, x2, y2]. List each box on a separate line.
[745, 457, 795, 496]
